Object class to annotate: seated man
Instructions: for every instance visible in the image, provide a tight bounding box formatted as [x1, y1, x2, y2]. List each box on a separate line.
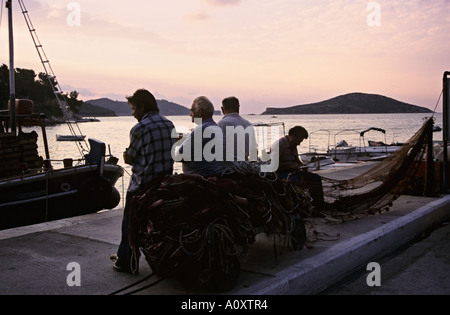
[271, 126, 325, 212]
[175, 96, 224, 177]
[217, 96, 257, 162]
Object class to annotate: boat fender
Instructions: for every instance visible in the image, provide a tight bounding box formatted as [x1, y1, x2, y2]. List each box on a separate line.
[103, 186, 121, 210]
[77, 176, 113, 211]
[61, 182, 71, 192]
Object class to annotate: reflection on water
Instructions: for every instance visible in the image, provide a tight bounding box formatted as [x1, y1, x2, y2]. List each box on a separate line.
[22, 113, 443, 209]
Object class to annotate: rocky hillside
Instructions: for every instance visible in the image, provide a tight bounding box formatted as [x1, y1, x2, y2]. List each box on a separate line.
[83, 98, 191, 116]
[262, 93, 433, 115]
[78, 101, 117, 117]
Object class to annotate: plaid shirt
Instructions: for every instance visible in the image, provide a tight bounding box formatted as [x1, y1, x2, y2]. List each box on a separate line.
[126, 112, 176, 192]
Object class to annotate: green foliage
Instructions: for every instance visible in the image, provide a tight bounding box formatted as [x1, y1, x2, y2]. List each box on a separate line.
[66, 91, 83, 114]
[0, 64, 84, 117]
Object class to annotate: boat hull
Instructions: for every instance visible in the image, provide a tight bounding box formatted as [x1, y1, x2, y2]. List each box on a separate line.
[328, 145, 402, 162]
[0, 164, 123, 230]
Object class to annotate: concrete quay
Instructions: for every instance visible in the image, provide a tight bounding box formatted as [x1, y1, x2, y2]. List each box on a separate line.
[1, 163, 449, 296]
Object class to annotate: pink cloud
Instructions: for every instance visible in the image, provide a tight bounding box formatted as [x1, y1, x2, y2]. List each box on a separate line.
[184, 11, 210, 22]
[204, 0, 242, 7]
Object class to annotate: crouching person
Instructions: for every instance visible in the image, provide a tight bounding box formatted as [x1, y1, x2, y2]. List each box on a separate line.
[271, 126, 325, 214]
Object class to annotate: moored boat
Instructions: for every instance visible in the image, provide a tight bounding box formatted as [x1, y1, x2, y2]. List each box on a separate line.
[0, 108, 124, 230]
[56, 134, 86, 141]
[326, 127, 403, 162]
[0, 0, 124, 230]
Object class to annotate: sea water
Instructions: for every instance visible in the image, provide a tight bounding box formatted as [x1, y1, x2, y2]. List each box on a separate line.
[23, 113, 443, 208]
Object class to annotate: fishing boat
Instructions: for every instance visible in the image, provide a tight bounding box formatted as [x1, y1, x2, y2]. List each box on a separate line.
[327, 127, 403, 162]
[298, 127, 404, 171]
[0, 0, 124, 230]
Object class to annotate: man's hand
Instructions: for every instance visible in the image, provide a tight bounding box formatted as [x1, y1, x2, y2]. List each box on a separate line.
[123, 151, 134, 165]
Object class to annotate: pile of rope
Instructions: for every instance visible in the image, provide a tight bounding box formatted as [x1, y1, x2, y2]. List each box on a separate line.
[129, 168, 312, 291]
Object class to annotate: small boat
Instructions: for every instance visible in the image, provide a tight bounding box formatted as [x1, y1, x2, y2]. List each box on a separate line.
[327, 127, 403, 162]
[56, 134, 86, 141]
[298, 127, 405, 170]
[433, 125, 442, 132]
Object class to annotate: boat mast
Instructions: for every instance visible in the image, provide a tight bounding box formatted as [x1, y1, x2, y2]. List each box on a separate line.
[6, 0, 16, 135]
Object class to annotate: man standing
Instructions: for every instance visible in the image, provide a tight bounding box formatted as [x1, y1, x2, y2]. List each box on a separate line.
[112, 89, 176, 274]
[175, 96, 224, 176]
[217, 96, 257, 162]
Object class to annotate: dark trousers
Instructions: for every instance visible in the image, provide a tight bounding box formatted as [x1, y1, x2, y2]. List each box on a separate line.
[278, 171, 325, 210]
[116, 191, 135, 267]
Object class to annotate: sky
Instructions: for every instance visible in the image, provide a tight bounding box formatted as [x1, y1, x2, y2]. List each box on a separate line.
[1, 0, 449, 114]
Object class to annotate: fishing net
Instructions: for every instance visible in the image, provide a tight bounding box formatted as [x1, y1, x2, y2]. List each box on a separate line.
[129, 168, 311, 291]
[319, 117, 435, 222]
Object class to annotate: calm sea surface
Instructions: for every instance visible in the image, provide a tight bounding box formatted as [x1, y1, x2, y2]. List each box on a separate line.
[23, 113, 443, 208]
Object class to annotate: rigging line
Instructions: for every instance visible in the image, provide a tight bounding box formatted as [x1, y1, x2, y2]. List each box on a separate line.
[18, 0, 88, 158]
[123, 278, 165, 295]
[121, 175, 125, 208]
[107, 273, 155, 295]
[431, 89, 443, 118]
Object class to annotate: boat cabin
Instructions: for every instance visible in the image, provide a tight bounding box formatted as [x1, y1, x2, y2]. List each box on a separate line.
[0, 99, 49, 178]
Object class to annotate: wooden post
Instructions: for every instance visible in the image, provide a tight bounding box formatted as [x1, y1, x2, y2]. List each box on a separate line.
[443, 72, 450, 193]
[7, 0, 16, 135]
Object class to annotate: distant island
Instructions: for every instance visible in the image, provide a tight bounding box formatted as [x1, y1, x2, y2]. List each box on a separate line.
[2, 65, 432, 118]
[81, 98, 221, 117]
[262, 93, 433, 115]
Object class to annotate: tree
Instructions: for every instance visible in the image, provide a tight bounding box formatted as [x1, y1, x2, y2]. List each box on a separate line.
[66, 91, 83, 113]
[0, 64, 84, 117]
